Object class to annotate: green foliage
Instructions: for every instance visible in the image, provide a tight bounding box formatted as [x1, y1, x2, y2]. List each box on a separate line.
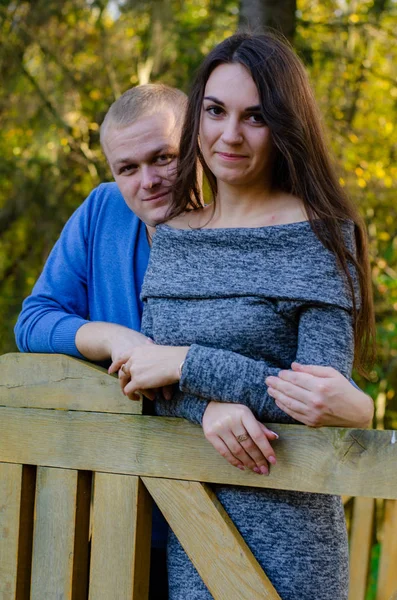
[1, 0, 397, 433]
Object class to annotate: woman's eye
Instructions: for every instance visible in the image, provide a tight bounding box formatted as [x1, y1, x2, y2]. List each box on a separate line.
[247, 113, 266, 125]
[205, 105, 224, 117]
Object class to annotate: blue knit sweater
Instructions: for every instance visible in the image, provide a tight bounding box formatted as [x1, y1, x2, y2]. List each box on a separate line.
[15, 183, 149, 357]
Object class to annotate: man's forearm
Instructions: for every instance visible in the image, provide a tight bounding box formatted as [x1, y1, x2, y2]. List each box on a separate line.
[75, 322, 148, 361]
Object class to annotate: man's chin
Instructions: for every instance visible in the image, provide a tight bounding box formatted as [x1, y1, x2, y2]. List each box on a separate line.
[143, 206, 172, 228]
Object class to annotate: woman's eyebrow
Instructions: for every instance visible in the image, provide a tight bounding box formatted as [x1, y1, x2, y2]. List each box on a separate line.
[203, 95, 225, 105]
[203, 96, 261, 112]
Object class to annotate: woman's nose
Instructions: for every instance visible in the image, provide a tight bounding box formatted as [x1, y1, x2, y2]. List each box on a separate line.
[221, 118, 243, 145]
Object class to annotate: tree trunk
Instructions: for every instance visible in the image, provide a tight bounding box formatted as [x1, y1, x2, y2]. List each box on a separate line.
[238, 0, 297, 43]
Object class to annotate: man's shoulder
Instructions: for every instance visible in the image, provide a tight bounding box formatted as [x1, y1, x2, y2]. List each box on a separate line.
[80, 182, 140, 224]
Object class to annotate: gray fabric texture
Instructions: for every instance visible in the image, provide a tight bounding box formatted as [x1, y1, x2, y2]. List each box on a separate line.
[141, 221, 356, 599]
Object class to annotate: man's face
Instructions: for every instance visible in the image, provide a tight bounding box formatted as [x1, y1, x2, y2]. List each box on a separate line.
[103, 109, 181, 227]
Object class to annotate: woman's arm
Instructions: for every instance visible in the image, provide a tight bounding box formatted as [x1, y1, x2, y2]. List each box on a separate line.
[120, 303, 354, 424]
[118, 302, 279, 473]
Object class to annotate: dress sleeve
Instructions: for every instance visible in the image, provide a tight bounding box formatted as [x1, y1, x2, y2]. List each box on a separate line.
[179, 303, 354, 422]
[141, 302, 210, 425]
[14, 195, 94, 359]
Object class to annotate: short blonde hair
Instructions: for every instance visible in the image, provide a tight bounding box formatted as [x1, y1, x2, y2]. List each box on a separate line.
[100, 84, 187, 146]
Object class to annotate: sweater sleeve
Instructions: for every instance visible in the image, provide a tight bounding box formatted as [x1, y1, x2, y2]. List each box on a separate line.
[179, 303, 354, 421]
[141, 302, 210, 425]
[14, 193, 95, 359]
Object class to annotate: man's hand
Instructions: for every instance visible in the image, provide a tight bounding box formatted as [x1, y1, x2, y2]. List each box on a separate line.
[265, 362, 374, 428]
[202, 402, 278, 474]
[118, 345, 189, 400]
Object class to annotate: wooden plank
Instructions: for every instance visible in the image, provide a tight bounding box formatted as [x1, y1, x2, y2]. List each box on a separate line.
[377, 499, 397, 600]
[30, 467, 78, 600]
[143, 477, 280, 600]
[0, 352, 141, 414]
[0, 463, 23, 599]
[348, 497, 375, 600]
[16, 465, 36, 600]
[0, 408, 396, 499]
[89, 473, 152, 600]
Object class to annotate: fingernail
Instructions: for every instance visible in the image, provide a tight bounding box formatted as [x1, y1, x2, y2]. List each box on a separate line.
[237, 465, 245, 471]
[268, 455, 277, 465]
[260, 466, 269, 475]
[270, 431, 279, 439]
[253, 467, 261, 474]
[268, 389, 274, 397]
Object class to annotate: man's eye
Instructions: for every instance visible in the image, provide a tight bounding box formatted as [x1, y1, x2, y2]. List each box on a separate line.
[119, 164, 137, 174]
[155, 154, 176, 165]
[205, 105, 224, 117]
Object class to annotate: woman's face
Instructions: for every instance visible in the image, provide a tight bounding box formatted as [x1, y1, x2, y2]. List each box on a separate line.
[199, 62, 274, 189]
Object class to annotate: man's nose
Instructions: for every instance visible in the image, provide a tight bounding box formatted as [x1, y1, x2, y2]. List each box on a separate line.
[221, 118, 243, 145]
[141, 166, 161, 190]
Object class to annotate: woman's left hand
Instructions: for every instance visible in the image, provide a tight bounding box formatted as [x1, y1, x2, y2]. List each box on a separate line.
[117, 345, 189, 400]
[202, 402, 278, 474]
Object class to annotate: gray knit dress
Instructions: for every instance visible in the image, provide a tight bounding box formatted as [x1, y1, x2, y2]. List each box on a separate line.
[141, 221, 357, 600]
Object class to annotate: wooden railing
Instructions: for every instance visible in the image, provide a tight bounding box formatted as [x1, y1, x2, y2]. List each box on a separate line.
[0, 353, 396, 600]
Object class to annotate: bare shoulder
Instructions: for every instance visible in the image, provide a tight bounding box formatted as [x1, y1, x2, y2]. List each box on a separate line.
[164, 207, 208, 230]
[268, 193, 308, 225]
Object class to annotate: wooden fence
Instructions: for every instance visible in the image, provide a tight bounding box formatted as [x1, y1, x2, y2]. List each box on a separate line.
[0, 352, 396, 600]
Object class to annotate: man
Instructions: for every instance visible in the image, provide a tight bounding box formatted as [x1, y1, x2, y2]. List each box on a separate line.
[15, 83, 373, 595]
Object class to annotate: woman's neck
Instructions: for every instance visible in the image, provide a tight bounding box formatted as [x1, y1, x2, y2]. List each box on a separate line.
[203, 182, 306, 229]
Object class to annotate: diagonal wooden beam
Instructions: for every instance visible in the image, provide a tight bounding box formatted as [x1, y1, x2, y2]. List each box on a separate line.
[142, 477, 281, 600]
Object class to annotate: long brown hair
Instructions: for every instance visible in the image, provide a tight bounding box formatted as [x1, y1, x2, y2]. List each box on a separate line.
[168, 32, 375, 375]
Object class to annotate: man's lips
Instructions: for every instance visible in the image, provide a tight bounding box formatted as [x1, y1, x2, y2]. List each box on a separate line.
[142, 190, 171, 202]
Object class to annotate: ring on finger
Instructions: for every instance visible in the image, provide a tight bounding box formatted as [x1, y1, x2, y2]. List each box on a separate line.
[121, 363, 129, 375]
[236, 433, 250, 443]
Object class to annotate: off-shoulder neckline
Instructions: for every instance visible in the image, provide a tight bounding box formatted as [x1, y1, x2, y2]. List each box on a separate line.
[157, 220, 311, 233]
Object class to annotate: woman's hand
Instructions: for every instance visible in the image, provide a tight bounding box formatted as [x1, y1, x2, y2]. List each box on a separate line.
[117, 345, 189, 400]
[266, 362, 374, 428]
[202, 402, 278, 475]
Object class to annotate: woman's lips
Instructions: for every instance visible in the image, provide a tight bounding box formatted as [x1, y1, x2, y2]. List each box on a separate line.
[216, 152, 247, 161]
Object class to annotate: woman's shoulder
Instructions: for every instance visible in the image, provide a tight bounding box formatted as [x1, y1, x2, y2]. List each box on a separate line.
[162, 208, 206, 231]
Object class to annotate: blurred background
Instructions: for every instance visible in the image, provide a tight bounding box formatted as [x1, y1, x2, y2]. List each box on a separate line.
[0, 0, 396, 433]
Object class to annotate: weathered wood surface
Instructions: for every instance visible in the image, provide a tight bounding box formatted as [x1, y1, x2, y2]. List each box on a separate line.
[30, 467, 78, 600]
[377, 500, 397, 600]
[0, 407, 395, 498]
[0, 463, 22, 599]
[143, 477, 281, 600]
[0, 353, 141, 414]
[348, 497, 375, 600]
[89, 473, 151, 600]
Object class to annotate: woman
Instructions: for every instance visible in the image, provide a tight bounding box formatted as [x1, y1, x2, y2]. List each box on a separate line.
[119, 33, 375, 599]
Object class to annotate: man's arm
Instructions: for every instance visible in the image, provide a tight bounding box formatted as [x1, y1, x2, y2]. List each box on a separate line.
[14, 196, 92, 359]
[75, 321, 149, 362]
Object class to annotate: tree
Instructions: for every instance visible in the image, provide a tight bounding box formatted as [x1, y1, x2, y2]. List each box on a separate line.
[238, 0, 297, 41]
